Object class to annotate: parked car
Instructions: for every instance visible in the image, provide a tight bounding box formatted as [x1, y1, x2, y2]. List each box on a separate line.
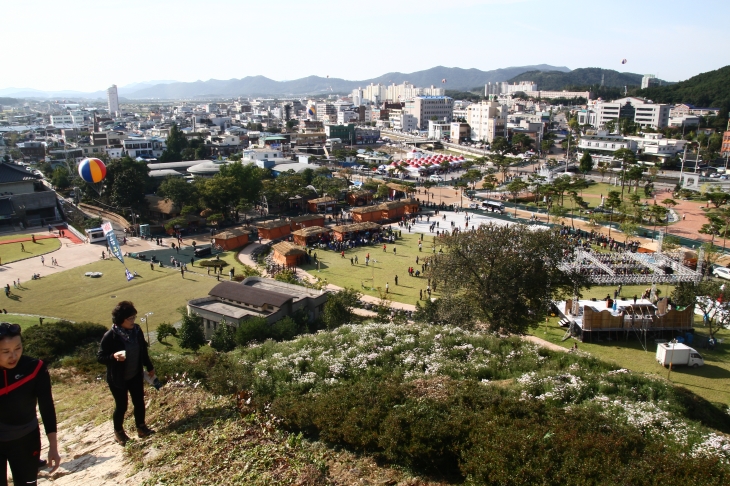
[429, 174, 444, 182]
[713, 267, 730, 280]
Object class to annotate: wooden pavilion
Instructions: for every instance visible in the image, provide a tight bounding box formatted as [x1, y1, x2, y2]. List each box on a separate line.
[350, 198, 419, 222]
[212, 227, 252, 251]
[271, 241, 307, 266]
[256, 220, 291, 240]
[331, 222, 382, 242]
[307, 196, 338, 213]
[292, 226, 331, 246]
[290, 214, 325, 231]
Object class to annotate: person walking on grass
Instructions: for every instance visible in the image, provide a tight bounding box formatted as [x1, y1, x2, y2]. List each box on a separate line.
[0, 323, 61, 484]
[40, 256, 44, 266]
[97, 301, 156, 446]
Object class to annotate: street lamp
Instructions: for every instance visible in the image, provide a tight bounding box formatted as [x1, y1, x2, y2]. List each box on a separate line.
[140, 312, 153, 344]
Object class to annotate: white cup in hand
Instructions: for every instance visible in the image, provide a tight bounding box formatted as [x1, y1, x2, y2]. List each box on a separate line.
[114, 350, 126, 361]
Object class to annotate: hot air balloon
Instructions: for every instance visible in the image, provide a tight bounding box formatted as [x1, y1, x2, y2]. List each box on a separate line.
[621, 59, 627, 64]
[78, 157, 107, 195]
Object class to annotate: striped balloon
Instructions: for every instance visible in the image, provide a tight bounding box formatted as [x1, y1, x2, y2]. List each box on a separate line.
[78, 158, 107, 183]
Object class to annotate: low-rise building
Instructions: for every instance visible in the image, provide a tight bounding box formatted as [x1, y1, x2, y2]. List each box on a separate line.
[188, 277, 330, 339]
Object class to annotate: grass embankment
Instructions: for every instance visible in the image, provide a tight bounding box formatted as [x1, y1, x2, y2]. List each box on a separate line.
[45, 319, 730, 484]
[300, 233, 440, 305]
[0, 237, 60, 264]
[0, 314, 60, 329]
[1, 257, 218, 326]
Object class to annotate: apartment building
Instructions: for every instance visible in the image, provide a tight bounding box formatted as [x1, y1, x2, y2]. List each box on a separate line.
[641, 75, 659, 89]
[578, 97, 670, 130]
[404, 96, 453, 130]
[107, 85, 119, 115]
[722, 121, 730, 156]
[466, 100, 507, 143]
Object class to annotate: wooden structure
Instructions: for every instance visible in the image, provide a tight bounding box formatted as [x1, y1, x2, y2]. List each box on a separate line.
[346, 189, 373, 207]
[307, 196, 337, 213]
[289, 214, 325, 231]
[256, 220, 291, 240]
[144, 195, 180, 223]
[350, 198, 419, 222]
[331, 222, 382, 242]
[386, 182, 410, 199]
[271, 242, 307, 266]
[292, 226, 331, 246]
[212, 227, 251, 251]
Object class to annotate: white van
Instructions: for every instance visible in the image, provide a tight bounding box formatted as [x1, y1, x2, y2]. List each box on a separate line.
[429, 174, 444, 182]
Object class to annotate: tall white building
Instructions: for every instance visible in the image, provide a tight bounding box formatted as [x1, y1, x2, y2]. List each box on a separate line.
[641, 75, 659, 89]
[107, 85, 119, 115]
[467, 100, 507, 142]
[404, 96, 453, 130]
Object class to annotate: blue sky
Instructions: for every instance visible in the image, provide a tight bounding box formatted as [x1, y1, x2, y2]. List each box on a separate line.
[1, 0, 728, 92]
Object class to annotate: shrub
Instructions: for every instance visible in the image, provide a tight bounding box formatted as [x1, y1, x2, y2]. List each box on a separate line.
[269, 316, 298, 341]
[156, 323, 177, 343]
[22, 321, 107, 363]
[198, 259, 229, 268]
[322, 287, 361, 329]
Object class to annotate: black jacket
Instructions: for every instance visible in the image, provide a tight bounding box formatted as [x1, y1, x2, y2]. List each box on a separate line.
[97, 325, 154, 388]
[0, 355, 57, 440]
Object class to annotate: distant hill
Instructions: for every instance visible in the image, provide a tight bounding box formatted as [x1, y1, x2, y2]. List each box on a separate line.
[507, 68, 660, 90]
[0, 65, 571, 100]
[0, 97, 20, 105]
[638, 65, 730, 109]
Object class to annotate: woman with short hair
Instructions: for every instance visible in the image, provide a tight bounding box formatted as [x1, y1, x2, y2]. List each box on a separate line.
[97, 301, 156, 446]
[0, 322, 61, 484]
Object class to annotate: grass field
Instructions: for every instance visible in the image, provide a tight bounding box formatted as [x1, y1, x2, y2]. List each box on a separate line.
[0, 237, 60, 264]
[0, 313, 60, 329]
[300, 233, 440, 305]
[530, 314, 730, 405]
[0, 256, 219, 327]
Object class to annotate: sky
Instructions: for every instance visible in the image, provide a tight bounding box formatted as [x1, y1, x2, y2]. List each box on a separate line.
[1, 0, 729, 92]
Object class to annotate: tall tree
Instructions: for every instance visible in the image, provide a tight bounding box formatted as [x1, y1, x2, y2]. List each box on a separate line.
[579, 152, 593, 179]
[157, 176, 198, 209]
[159, 123, 188, 162]
[177, 309, 206, 353]
[429, 224, 589, 334]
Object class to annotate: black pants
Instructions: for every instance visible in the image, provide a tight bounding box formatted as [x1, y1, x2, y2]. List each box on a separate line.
[0, 427, 40, 486]
[109, 373, 145, 432]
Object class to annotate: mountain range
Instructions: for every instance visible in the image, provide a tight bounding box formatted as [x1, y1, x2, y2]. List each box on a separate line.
[0, 65, 571, 100]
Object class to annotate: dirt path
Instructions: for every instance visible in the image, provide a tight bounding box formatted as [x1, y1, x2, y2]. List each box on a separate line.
[522, 334, 569, 353]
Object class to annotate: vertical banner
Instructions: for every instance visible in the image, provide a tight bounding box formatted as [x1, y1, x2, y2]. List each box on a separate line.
[102, 222, 125, 266]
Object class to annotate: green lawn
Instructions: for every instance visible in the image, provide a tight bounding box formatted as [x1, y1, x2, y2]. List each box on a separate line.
[1, 257, 218, 328]
[580, 283, 675, 301]
[531, 315, 730, 406]
[0, 314, 61, 330]
[0, 238, 60, 264]
[300, 233, 440, 305]
[0, 233, 43, 243]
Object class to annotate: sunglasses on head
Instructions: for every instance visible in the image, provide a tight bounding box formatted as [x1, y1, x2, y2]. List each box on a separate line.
[0, 323, 21, 337]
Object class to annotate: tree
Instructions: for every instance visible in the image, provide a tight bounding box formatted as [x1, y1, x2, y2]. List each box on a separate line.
[156, 323, 177, 343]
[429, 224, 589, 334]
[506, 178, 527, 216]
[491, 136, 512, 156]
[235, 317, 268, 345]
[578, 152, 593, 178]
[605, 191, 622, 237]
[511, 133, 534, 153]
[159, 123, 188, 162]
[672, 281, 729, 339]
[619, 221, 638, 243]
[210, 318, 237, 352]
[177, 309, 206, 353]
[51, 167, 70, 189]
[613, 148, 636, 197]
[626, 165, 644, 194]
[323, 287, 361, 330]
[157, 176, 198, 209]
[597, 162, 609, 181]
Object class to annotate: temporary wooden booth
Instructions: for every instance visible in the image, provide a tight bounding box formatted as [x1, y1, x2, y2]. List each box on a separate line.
[271, 242, 308, 266]
[307, 196, 338, 213]
[212, 227, 251, 251]
[256, 220, 291, 240]
[292, 226, 331, 246]
[331, 222, 382, 242]
[346, 189, 373, 207]
[350, 198, 419, 222]
[290, 214, 325, 231]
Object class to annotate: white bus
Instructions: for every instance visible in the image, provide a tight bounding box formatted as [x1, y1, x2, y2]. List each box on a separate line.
[481, 200, 505, 213]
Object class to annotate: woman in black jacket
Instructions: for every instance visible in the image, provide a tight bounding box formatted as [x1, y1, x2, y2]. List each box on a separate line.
[0, 322, 61, 484]
[97, 301, 156, 445]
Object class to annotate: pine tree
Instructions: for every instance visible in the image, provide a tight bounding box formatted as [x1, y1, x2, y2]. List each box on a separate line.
[177, 308, 206, 353]
[210, 318, 237, 352]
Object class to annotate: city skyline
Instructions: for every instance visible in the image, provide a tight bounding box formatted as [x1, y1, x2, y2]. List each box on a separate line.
[1, 0, 728, 92]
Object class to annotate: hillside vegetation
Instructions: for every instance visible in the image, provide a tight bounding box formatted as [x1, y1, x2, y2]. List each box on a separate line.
[508, 67, 647, 90]
[639, 65, 730, 109]
[132, 322, 730, 485]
